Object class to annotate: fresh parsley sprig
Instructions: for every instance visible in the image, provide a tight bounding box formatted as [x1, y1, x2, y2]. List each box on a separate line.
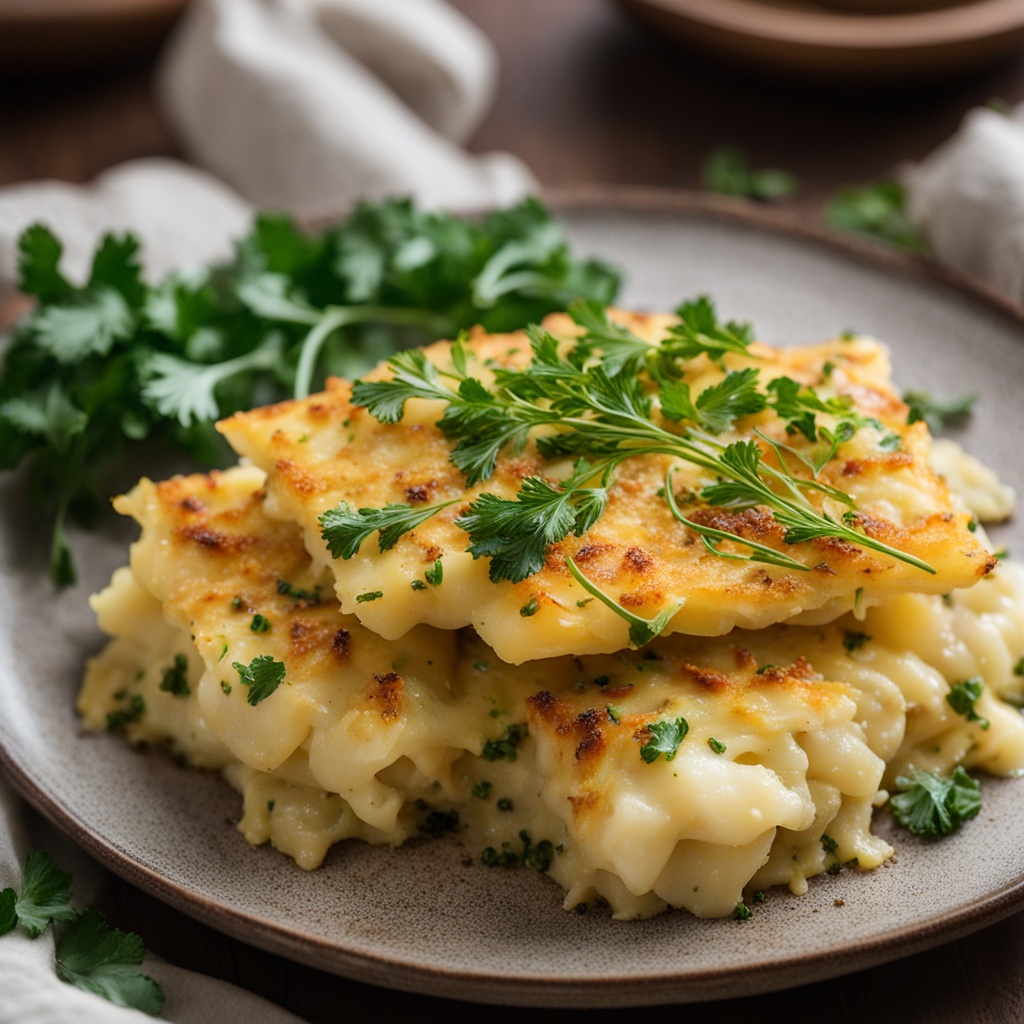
[567, 554, 684, 648]
[233, 655, 286, 706]
[889, 766, 981, 836]
[638, 715, 690, 763]
[904, 390, 975, 434]
[327, 300, 934, 642]
[1, 850, 163, 1015]
[0, 198, 620, 584]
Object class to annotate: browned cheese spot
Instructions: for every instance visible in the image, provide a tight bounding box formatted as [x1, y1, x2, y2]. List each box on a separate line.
[526, 691, 608, 765]
[623, 546, 655, 574]
[733, 647, 757, 672]
[274, 459, 323, 497]
[404, 483, 431, 504]
[755, 656, 818, 687]
[331, 628, 351, 661]
[688, 506, 785, 544]
[619, 589, 662, 609]
[175, 524, 256, 554]
[680, 661, 730, 693]
[288, 619, 342, 659]
[368, 672, 403, 722]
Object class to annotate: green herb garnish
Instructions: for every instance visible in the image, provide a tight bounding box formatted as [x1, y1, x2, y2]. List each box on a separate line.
[946, 677, 990, 729]
[1, 851, 162, 1014]
[482, 723, 526, 762]
[842, 631, 871, 654]
[639, 716, 689, 764]
[158, 653, 190, 696]
[889, 766, 981, 836]
[232, 655, 286, 706]
[105, 694, 145, 731]
[1, 199, 618, 584]
[824, 179, 928, 254]
[904, 390, 975, 434]
[321, 299, 933, 640]
[55, 906, 164, 1014]
[702, 146, 798, 202]
[276, 579, 322, 604]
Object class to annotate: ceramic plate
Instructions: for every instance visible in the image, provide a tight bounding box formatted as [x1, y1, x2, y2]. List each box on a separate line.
[3, 191, 1024, 1008]
[613, 0, 1024, 81]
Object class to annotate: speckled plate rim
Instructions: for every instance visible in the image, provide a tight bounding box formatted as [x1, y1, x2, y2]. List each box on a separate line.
[4, 187, 1024, 1008]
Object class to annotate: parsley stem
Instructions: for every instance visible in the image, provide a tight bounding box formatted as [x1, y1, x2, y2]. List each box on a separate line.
[293, 305, 452, 400]
[663, 467, 810, 572]
[566, 554, 685, 648]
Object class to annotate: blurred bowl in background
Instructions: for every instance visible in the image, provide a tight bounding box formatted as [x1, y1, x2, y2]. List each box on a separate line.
[613, 0, 1024, 84]
[0, 0, 189, 76]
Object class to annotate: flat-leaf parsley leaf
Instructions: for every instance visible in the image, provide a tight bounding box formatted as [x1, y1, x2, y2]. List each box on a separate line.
[232, 655, 286, 706]
[14, 851, 76, 938]
[639, 716, 689, 764]
[890, 766, 981, 836]
[1, 199, 618, 584]
[55, 906, 164, 1015]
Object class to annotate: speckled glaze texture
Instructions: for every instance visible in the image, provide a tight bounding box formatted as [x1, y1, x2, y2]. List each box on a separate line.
[3, 191, 1024, 1007]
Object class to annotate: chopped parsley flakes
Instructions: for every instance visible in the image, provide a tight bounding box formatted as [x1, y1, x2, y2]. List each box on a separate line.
[158, 654, 190, 697]
[946, 677, 990, 729]
[1, 851, 163, 1014]
[482, 723, 526, 762]
[232, 655, 286, 706]
[889, 766, 981, 836]
[639, 716, 689, 764]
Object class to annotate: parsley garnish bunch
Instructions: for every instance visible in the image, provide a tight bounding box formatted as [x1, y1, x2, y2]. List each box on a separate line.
[1, 850, 163, 1014]
[0, 198, 619, 584]
[890, 766, 981, 837]
[321, 298, 935, 644]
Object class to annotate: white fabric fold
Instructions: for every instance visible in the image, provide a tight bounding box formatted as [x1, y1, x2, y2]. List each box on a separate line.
[156, 0, 536, 219]
[0, 159, 252, 295]
[903, 103, 1024, 301]
[0, 783, 309, 1024]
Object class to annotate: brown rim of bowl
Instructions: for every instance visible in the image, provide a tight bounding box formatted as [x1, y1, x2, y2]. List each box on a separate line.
[5, 185, 1024, 1007]
[0, 0, 187, 21]
[614, 0, 1024, 48]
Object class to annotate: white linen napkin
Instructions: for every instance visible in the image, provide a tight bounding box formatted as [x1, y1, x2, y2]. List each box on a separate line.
[0, 2, 535, 1021]
[0, 0, 537, 293]
[903, 103, 1024, 300]
[156, 0, 534, 218]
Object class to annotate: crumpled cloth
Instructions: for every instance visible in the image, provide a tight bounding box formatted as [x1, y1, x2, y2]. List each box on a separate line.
[156, 0, 534, 217]
[0, 0, 536, 294]
[0, 2, 535, 1021]
[903, 103, 1024, 301]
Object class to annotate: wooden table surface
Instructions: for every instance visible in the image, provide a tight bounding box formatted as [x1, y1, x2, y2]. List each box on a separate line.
[6, 1, 1024, 1021]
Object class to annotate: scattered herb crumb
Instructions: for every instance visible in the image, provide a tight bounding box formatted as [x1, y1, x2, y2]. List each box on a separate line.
[639, 716, 689, 764]
[482, 723, 526, 762]
[158, 653, 190, 697]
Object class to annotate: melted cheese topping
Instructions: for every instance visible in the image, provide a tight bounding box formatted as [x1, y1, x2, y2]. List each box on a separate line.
[220, 313, 993, 664]
[79, 463, 1024, 919]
